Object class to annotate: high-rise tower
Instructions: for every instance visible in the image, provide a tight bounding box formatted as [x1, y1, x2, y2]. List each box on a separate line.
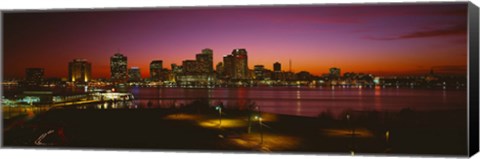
[68, 59, 92, 83]
[110, 53, 128, 83]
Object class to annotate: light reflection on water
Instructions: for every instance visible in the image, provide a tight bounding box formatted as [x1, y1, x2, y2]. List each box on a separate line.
[95, 87, 467, 117]
[296, 90, 302, 115]
[87, 101, 138, 110]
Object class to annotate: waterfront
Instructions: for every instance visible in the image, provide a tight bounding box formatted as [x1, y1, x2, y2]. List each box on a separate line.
[2, 86, 468, 155]
[128, 86, 467, 117]
[2, 3, 472, 157]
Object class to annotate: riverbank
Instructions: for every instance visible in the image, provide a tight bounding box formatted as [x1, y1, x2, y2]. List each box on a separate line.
[3, 100, 468, 156]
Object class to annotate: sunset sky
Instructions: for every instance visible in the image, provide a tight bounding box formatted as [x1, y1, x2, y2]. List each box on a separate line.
[3, 3, 468, 79]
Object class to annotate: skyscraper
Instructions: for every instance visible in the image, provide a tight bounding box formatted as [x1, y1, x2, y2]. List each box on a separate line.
[232, 48, 248, 80]
[110, 53, 128, 83]
[150, 60, 163, 81]
[171, 63, 183, 82]
[216, 62, 224, 77]
[68, 59, 92, 83]
[273, 62, 281, 72]
[196, 48, 213, 74]
[223, 55, 234, 79]
[171, 63, 183, 74]
[128, 67, 142, 82]
[220, 49, 249, 80]
[329, 67, 341, 79]
[254, 65, 265, 80]
[273, 62, 282, 80]
[160, 68, 173, 81]
[182, 60, 198, 74]
[202, 48, 213, 55]
[25, 68, 44, 86]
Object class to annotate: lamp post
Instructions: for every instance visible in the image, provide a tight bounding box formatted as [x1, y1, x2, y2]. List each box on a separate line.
[346, 113, 356, 136]
[347, 113, 355, 155]
[247, 102, 255, 134]
[259, 116, 263, 144]
[216, 106, 222, 126]
[255, 115, 263, 144]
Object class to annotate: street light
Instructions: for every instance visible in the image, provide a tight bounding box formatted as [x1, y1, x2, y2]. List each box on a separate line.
[254, 115, 264, 144]
[259, 116, 263, 144]
[215, 106, 222, 126]
[247, 102, 257, 134]
[385, 130, 391, 152]
[347, 113, 355, 154]
[385, 130, 390, 142]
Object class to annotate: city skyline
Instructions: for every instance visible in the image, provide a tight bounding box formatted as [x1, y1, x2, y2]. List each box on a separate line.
[3, 3, 468, 79]
[2, 2, 475, 155]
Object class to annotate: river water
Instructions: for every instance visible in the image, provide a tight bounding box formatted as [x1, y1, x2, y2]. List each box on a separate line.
[128, 86, 467, 117]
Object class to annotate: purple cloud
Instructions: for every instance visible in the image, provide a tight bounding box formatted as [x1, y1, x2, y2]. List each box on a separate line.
[365, 23, 466, 40]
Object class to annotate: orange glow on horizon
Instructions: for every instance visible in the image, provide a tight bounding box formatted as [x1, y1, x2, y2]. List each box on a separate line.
[4, 4, 467, 79]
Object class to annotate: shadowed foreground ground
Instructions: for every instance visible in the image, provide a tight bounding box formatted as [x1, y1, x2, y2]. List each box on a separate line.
[3, 101, 468, 157]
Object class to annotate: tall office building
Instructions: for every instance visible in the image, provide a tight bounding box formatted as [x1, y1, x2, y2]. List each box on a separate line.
[216, 62, 224, 77]
[196, 48, 213, 74]
[171, 64, 183, 74]
[160, 68, 173, 81]
[273, 62, 281, 72]
[223, 55, 234, 79]
[68, 59, 92, 83]
[150, 60, 163, 81]
[232, 48, 248, 80]
[254, 65, 265, 80]
[128, 67, 142, 82]
[273, 62, 282, 80]
[110, 53, 128, 83]
[202, 48, 213, 55]
[171, 63, 183, 82]
[221, 49, 249, 80]
[329, 67, 341, 79]
[25, 68, 44, 85]
[182, 60, 198, 74]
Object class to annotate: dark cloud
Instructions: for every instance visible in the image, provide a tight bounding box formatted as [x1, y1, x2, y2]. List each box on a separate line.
[431, 65, 467, 74]
[366, 23, 467, 40]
